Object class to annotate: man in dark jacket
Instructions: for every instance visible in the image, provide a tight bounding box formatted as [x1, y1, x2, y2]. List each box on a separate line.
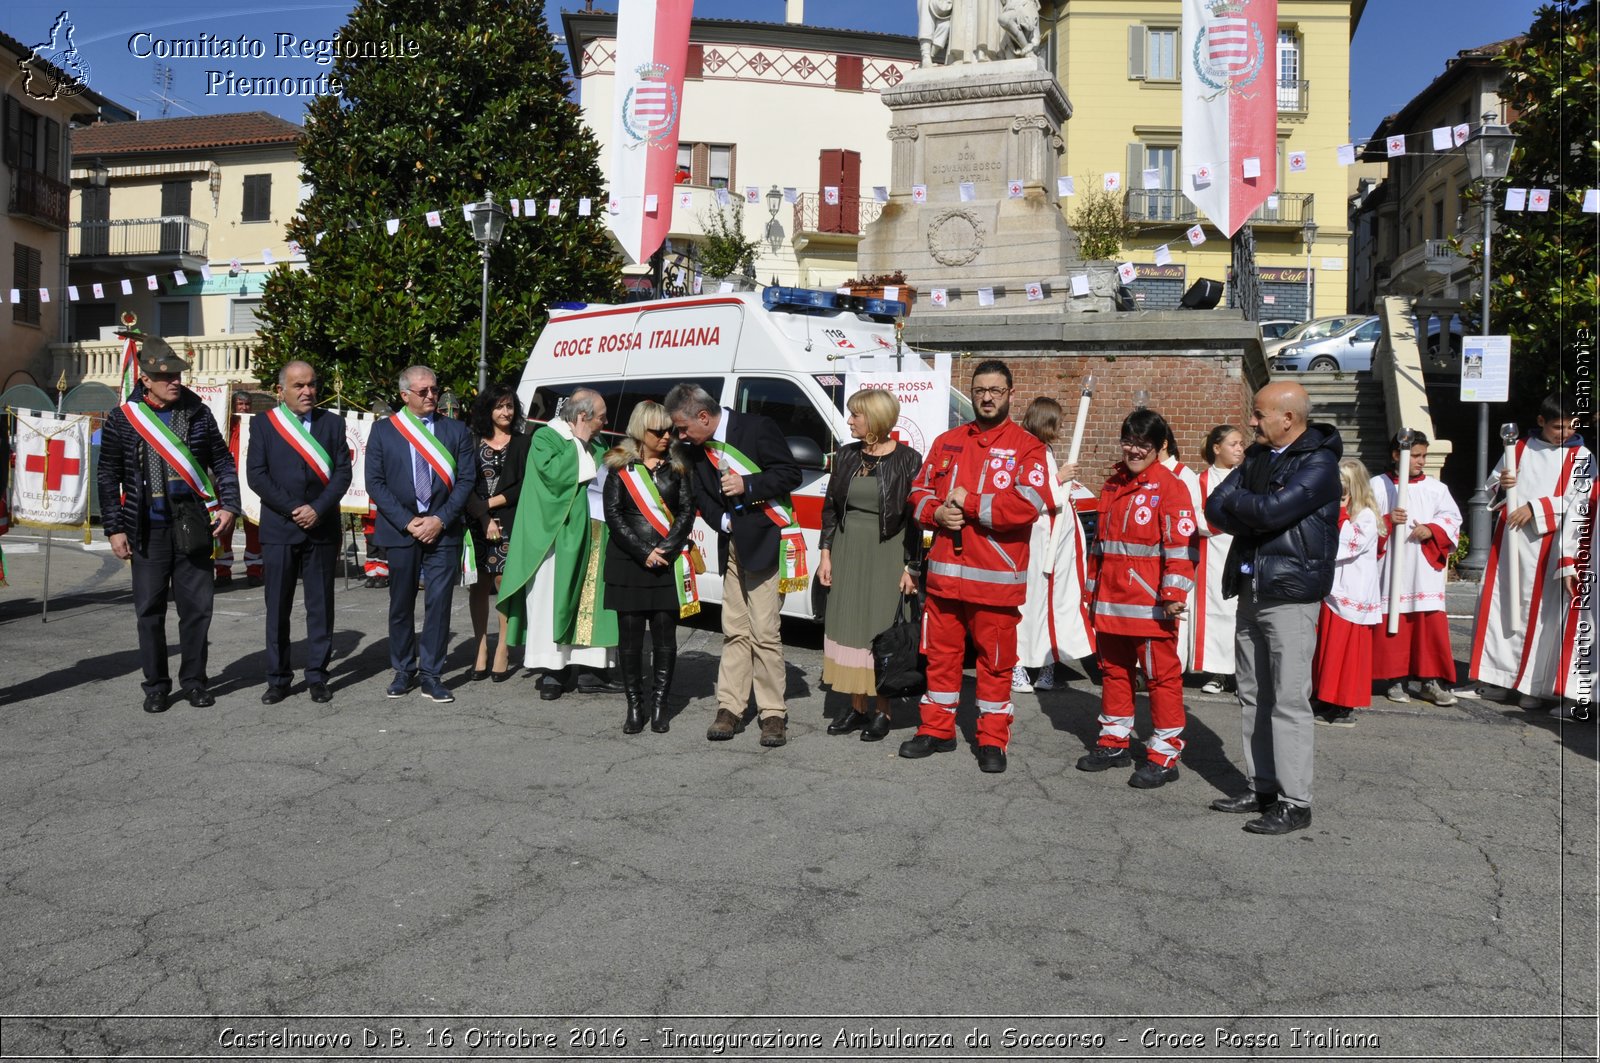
[98, 340, 241, 713]
[1203, 381, 1341, 835]
[247, 360, 352, 705]
[666, 383, 803, 748]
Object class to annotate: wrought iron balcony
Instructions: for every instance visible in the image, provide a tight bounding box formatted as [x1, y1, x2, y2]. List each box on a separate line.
[1125, 189, 1314, 230]
[792, 193, 884, 239]
[70, 216, 210, 264]
[8, 168, 70, 229]
[1277, 79, 1309, 114]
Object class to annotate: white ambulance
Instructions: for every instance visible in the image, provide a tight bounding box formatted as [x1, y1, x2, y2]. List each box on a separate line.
[516, 286, 972, 619]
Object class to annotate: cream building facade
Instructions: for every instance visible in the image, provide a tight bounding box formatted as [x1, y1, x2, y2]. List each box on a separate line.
[1044, 0, 1366, 318]
[561, 8, 918, 294]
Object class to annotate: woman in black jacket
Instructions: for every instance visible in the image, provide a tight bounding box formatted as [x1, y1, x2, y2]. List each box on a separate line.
[466, 384, 532, 681]
[602, 400, 697, 734]
[818, 388, 922, 740]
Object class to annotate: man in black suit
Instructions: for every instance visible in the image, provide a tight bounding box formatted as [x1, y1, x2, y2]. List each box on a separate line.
[665, 383, 803, 747]
[247, 360, 353, 705]
[364, 364, 477, 703]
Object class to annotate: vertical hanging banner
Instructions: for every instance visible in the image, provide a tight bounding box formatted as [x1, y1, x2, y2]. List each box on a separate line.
[9, 411, 92, 529]
[607, 0, 694, 265]
[1181, 0, 1279, 236]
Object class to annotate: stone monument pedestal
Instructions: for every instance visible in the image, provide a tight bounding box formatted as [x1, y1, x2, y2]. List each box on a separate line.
[857, 57, 1117, 314]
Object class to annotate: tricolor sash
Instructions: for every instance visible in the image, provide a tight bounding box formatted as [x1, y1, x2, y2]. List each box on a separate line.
[620, 464, 701, 618]
[390, 408, 475, 584]
[122, 401, 220, 512]
[266, 404, 333, 484]
[119, 336, 137, 403]
[702, 439, 808, 592]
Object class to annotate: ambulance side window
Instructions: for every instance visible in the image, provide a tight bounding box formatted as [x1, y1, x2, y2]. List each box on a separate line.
[612, 377, 723, 435]
[529, 382, 624, 440]
[734, 376, 834, 467]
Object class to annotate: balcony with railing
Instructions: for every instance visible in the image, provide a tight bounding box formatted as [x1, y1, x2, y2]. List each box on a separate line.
[1390, 237, 1466, 282]
[8, 168, 70, 229]
[70, 216, 210, 271]
[1125, 190, 1314, 230]
[792, 193, 885, 241]
[1277, 79, 1309, 114]
[50, 333, 260, 389]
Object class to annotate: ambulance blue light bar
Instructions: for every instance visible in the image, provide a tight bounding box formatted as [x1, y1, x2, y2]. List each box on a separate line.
[762, 286, 906, 321]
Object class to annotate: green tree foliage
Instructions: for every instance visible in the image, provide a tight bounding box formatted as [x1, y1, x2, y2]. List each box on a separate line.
[1480, 0, 1597, 406]
[256, 0, 622, 408]
[696, 203, 760, 281]
[1071, 179, 1135, 261]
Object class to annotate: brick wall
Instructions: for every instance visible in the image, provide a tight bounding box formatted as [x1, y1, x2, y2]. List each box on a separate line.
[949, 353, 1254, 481]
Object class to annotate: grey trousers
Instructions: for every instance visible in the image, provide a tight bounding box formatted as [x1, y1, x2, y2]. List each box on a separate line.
[1234, 587, 1320, 808]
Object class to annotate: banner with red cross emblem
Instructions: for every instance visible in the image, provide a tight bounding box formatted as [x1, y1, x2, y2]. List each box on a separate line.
[9, 410, 92, 530]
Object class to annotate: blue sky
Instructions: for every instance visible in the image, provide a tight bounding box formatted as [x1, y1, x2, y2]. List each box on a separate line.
[4, 0, 1548, 141]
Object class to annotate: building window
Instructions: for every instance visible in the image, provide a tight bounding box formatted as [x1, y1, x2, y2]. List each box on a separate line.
[1277, 30, 1303, 111]
[674, 143, 737, 188]
[2, 96, 60, 176]
[242, 174, 272, 222]
[12, 243, 41, 326]
[1128, 26, 1178, 81]
[1127, 143, 1180, 220]
[157, 300, 191, 338]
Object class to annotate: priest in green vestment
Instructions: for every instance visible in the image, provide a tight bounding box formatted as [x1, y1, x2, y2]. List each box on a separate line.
[498, 388, 619, 699]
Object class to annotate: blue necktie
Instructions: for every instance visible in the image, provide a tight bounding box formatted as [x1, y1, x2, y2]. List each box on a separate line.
[413, 419, 432, 511]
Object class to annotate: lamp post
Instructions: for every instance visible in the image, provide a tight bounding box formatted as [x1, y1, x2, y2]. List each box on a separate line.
[469, 191, 507, 393]
[764, 184, 786, 254]
[1458, 113, 1517, 579]
[1301, 217, 1318, 321]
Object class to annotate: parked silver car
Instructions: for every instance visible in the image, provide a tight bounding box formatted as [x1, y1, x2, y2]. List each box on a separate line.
[1273, 316, 1383, 373]
[1263, 314, 1369, 359]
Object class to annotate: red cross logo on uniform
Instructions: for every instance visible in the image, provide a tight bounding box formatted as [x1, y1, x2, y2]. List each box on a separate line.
[25, 438, 81, 492]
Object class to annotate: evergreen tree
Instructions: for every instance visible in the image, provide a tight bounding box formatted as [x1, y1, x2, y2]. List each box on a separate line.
[256, 0, 622, 408]
[1481, 0, 1597, 405]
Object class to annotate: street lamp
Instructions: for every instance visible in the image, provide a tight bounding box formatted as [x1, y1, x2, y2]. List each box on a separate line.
[469, 191, 508, 393]
[764, 184, 786, 254]
[1458, 113, 1518, 579]
[1301, 217, 1318, 321]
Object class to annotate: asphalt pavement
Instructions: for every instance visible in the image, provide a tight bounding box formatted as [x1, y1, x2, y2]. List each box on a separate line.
[0, 530, 1595, 1061]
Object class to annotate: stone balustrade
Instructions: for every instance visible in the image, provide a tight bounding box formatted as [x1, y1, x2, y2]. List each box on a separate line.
[49, 334, 262, 388]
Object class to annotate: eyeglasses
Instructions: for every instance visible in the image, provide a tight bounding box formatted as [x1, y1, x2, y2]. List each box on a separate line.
[407, 386, 441, 396]
[972, 386, 1010, 399]
[1120, 438, 1155, 455]
[644, 427, 668, 437]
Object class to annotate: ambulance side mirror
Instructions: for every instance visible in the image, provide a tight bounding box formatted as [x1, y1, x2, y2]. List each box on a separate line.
[786, 435, 827, 471]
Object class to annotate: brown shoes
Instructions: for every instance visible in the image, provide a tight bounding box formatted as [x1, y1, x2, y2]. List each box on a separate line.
[706, 708, 746, 741]
[758, 716, 787, 747]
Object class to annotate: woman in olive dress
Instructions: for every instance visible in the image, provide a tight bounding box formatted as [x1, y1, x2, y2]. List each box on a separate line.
[602, 401, 697, 734]
[466, 384, 531, 681]
[818, 388, 922, 740]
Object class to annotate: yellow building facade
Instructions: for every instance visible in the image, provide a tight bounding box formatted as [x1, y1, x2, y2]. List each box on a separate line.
[1046, 0, 1363, 319]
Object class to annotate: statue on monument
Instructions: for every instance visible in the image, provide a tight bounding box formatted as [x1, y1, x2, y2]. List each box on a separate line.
[918, 0, 1042, 67]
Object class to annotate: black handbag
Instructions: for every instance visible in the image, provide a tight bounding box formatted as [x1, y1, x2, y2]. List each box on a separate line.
[170, 497, 214, 557]
[872, 594, 926, 699]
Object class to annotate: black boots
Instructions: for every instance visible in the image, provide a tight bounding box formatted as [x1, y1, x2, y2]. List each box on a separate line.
[620, 640, 647, 734]
[649, 613, 676, 733]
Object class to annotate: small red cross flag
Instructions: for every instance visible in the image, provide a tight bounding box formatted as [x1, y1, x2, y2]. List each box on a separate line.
[10, 411, 91, 529]
[1386, 135, 1406, 157]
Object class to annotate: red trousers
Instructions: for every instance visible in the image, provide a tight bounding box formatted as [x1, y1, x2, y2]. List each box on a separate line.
[917, 595, 1019, 750]
[1096, 632, 1186, 766]
[216, 518, 261, 578]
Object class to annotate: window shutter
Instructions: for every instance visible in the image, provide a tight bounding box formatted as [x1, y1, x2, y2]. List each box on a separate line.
[835, 54, 863, 91]
[685, 44, 704, 79]
[1127, 25, 1147, 80]
[1126, 143, 1143, 189]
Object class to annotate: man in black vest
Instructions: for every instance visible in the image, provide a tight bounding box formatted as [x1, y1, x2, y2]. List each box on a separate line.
[247, 360, 353, 704]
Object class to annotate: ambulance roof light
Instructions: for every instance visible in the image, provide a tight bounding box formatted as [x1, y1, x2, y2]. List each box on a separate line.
[762, 285, 905, 322]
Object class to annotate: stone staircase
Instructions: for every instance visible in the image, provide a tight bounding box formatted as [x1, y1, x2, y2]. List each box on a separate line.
[1297, 372, 1392, 476]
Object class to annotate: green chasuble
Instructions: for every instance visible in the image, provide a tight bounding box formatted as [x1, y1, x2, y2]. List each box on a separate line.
[497, 422, 618, 648]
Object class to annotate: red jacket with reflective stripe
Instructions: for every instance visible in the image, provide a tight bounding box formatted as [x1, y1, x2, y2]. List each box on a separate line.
[1088, 461, 1198, 637]
[909, 419, 1049, 606]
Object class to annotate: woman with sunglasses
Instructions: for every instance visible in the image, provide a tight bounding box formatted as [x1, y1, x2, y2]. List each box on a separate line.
[601, 401, 698, 733]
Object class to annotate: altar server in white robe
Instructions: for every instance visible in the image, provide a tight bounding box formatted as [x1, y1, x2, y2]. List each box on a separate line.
[1159, 430, 1204, 672]
[1372, 431, 1462, 706]
[1194, 425, 1245, 693]
[1013, 398, 1094, 691]
[1471, 394, 1593, 711]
